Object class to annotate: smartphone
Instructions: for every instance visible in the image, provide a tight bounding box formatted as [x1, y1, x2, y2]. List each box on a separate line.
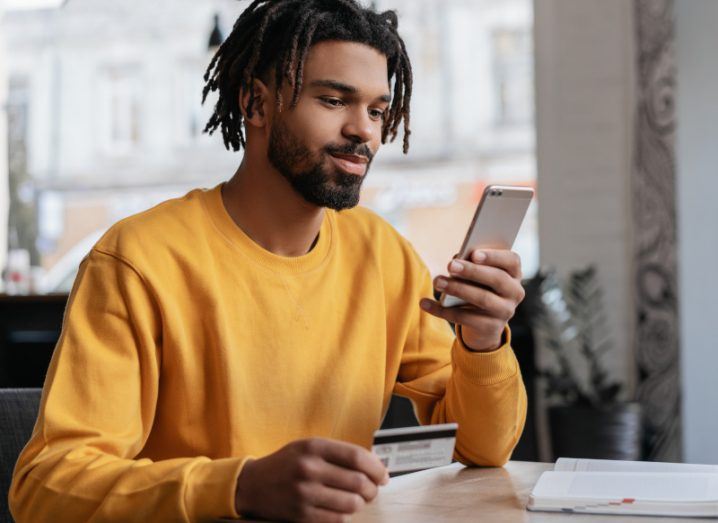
[439, 185, 534, 308]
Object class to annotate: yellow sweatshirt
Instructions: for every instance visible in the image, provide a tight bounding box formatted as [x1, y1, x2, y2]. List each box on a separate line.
[10, 184, 526, 522]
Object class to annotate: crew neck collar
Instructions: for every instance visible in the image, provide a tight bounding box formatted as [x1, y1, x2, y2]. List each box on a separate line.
[201, 183, 334, 274]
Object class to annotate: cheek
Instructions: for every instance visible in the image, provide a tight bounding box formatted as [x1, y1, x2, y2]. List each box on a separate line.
[286, 111, 338, 151]
[291, 100, 346, 135]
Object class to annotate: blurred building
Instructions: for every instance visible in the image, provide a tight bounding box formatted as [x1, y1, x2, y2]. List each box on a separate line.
[0, 5, 8, 275]
[3, 0, 535, 292]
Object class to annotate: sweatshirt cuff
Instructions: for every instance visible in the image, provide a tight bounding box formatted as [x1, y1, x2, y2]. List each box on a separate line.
[452, 325, 518, 385]
[184, 456, 251, 521]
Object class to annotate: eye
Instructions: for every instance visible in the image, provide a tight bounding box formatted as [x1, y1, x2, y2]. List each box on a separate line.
[320, 97, 345, 107]
[369, 108, 386, 121]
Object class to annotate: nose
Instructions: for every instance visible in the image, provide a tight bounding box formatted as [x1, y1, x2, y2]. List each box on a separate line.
[342, 107, 376, 145]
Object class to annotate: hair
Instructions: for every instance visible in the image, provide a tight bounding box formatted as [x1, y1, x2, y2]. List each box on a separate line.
[202, 0, 413, 153]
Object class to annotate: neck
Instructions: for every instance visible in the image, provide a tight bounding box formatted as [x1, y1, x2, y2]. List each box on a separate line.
[221, 153, 324, 257]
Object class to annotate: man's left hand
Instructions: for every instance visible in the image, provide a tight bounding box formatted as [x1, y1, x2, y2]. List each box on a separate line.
[420, 249, 525, 352]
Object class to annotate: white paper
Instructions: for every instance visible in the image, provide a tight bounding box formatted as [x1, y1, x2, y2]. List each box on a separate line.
[555, 457, 718, 474]
[532, 471, 718, 503]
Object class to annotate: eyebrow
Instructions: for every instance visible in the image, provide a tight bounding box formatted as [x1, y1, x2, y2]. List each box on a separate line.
[310, 79, 392, 103]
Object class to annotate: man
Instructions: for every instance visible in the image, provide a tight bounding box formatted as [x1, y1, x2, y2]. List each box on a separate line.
[10, 1, 527, 521]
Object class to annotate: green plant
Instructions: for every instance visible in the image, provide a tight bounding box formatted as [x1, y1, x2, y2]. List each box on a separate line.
[525, 266, 622, 408]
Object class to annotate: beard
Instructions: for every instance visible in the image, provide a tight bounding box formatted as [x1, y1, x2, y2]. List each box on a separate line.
[267, 118, 373, 211]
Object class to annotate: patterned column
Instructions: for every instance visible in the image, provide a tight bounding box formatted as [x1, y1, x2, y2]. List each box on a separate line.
[632, 0, 681, 461]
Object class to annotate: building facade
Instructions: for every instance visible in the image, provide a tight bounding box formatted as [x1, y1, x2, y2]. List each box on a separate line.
[3, 0, 535, 291]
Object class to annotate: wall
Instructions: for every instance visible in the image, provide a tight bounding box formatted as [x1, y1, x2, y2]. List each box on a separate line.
[675, 0, 718, 464]
[534, 0, 637, 393]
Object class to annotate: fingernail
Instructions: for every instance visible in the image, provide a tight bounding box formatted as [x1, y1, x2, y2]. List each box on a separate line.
[473, 251, 487, 263]
[420, 299, 431, 311]
[449, 260, 463, 273]
[383, 472, 390, 484]
[434, 278, 447, 291]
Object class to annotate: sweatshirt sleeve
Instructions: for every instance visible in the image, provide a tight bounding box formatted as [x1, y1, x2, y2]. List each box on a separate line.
[393, 265, 527, 467]
[9, 249, 248, 523]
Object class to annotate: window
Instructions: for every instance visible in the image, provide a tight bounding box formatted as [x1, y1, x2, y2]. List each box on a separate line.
[2, 0, 536, 293]
[492, 29, 534, 127]
[365, 0, 537, 277]
[100, 66, 143, 154]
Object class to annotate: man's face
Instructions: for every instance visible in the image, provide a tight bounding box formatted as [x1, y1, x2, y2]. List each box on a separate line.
[266, 41, 391, 211]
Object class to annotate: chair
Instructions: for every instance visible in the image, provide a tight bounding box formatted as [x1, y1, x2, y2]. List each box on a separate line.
[0, 388, 42, 523]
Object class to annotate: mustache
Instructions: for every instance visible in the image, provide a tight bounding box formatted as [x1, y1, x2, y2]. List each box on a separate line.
[324, 143, 374, 162]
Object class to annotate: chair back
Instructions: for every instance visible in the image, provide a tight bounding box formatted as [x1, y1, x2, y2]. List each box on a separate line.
[0, 388, 41, 523]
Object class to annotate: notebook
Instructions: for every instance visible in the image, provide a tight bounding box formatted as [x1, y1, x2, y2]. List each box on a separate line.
[528, 458, 718, 518]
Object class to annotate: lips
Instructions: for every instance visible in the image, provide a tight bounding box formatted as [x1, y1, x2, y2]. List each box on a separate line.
[329, 153, 368, 176]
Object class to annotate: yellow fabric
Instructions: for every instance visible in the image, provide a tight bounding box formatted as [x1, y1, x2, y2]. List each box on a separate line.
[10, 184, 527, 522]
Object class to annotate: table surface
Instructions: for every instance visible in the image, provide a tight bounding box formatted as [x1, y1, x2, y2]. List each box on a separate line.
[348, 461, 702, 523]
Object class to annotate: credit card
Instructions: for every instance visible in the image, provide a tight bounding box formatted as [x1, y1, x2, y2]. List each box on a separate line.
[372, 422, 458, 475]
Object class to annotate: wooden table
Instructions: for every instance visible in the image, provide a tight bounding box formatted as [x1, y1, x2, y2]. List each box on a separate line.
[350, 461, 700, 522]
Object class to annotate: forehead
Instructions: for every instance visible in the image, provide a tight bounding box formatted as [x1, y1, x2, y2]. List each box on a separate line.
[302, 40, 390, 94]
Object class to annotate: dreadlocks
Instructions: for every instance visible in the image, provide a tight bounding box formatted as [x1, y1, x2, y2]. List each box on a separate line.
[202, 0, 413, 154]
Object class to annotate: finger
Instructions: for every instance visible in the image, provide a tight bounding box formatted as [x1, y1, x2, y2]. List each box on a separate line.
[307, 438, 388, 486]
[434, 277, 514, 320]
[468, 249, 522, 279]
[447, 259, 525, 301]
[319, 462, 379, 502]
[420, 298, 506, 332]
[306, 484, 366, 515]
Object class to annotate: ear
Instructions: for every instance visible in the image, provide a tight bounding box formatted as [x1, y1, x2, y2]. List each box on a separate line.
[239, 78, 271, 128]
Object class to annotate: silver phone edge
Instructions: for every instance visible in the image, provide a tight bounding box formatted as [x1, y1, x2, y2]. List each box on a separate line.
[437, 185, 533, 308]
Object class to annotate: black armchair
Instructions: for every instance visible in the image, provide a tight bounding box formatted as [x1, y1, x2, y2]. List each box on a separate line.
[0, 388, 42, 523]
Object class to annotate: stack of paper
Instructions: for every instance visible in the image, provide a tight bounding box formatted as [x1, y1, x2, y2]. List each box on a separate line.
[528, 458, 718, 518]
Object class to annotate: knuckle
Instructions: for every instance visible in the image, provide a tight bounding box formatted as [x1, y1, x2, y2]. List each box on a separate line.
[364, 480, 379, 501]
[473, 289, 488, 309]
[295, 457, 316, 480]
[294, 480, 312, 501]
[349, 448, 364, 469]
[502, 281, 518, 300]
[486, 270, 501, 289]
[303, 437, 320, 454]
[517, 285, 526, 302]
[349, 472, 365, 492]
[499, 277, 516, 298]
[348, 493, 366, 512]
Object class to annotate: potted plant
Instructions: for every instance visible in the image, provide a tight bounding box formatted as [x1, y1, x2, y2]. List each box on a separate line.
[525, 266, 642, 461]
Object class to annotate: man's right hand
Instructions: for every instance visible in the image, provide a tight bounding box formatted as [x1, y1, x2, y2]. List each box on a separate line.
[235, 437, 389, 522]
